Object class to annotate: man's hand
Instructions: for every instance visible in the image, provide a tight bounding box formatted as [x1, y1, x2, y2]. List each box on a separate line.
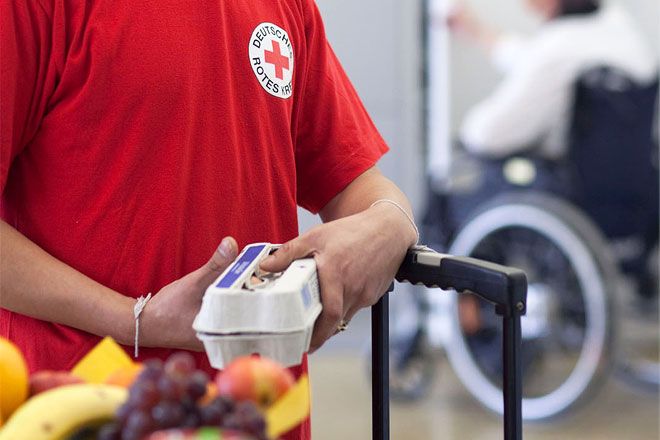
[260, 204, 416, 352]
[141, 237, 238, 351]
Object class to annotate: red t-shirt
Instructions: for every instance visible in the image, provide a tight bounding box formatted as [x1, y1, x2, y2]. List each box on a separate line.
[1, 0, 388, 438]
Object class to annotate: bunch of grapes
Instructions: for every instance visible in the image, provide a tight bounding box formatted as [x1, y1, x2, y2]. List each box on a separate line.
[98, 353, 268, 440]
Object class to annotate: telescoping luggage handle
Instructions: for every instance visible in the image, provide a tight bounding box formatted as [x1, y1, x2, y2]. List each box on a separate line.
[371, 246, 528, 440]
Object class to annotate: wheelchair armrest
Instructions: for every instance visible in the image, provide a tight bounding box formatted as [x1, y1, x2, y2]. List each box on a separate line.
[396, 246, 528, 317]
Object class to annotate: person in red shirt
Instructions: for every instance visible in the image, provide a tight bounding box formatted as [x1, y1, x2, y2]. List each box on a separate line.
[1, 1, 417, 438]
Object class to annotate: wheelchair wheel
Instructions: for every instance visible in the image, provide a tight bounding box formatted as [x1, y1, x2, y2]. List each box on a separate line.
[444, 192, 616, 420]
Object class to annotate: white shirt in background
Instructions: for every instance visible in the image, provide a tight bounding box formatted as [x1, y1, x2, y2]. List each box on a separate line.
[460, 4, 658, 159]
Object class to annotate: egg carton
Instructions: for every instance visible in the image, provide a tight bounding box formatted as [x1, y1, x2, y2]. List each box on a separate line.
[193, 243, 322, 368]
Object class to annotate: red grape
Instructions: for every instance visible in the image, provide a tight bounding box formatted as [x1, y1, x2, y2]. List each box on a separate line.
[222, 401, 267, 440]
[151, 400, 185, 429]
[139, 359, 164, 380]
[124, 410, 154, 440]
[200, 404, 224, 425]
[136, 362, 164, 392]
[186, 370, 209, 401]
[129, 381, 160, 410]
[181, 410, 201, 428]
[200, 396, 234, 425]
[157, 375, 185, 400]
[165, 352, 196, 376]
[115, 403, 133, 425]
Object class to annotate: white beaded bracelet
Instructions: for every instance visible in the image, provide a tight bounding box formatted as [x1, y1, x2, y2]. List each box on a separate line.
[133, 293, 152, 358]
[369, 199, 419, 245]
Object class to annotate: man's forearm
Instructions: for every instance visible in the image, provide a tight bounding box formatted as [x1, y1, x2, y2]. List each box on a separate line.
[0, 220, 135, 344]
[319, 167, 417, 246]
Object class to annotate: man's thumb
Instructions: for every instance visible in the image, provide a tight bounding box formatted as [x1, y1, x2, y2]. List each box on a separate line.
[195, 237, 238, 288]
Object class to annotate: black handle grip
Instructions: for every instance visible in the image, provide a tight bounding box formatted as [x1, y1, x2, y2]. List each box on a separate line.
[395, 246, 528, 316]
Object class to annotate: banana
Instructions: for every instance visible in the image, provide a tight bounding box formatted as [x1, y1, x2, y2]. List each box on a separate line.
[0, 383, 127, 440]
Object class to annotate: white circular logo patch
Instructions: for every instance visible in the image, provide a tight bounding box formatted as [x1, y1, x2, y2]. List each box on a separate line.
[249, 22, 294, 99]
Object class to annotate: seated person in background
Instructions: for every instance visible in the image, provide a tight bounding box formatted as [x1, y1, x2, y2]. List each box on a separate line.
[448, 0, 658, 159]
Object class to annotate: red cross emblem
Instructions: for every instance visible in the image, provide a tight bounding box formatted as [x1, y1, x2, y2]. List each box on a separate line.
[249, 22, 294, 99]
[264, 41, 290, 80]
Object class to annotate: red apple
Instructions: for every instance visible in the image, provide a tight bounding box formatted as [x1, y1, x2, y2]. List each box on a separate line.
[214, 356, 295, 409]
[29, 370, 85, 396]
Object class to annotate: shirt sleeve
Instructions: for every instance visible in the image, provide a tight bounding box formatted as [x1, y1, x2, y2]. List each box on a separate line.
[1, 0, 58, 191]
[491, 33, 529, 73]
[293, 0, 389, 214]
[460, 38, 574, 157]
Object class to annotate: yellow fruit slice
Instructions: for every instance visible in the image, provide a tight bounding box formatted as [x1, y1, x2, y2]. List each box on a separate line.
[0, 337, 29, 422]
[266, 374, 310, 439]
[104, 363, 143, 388]
[71, 337, 134, 383]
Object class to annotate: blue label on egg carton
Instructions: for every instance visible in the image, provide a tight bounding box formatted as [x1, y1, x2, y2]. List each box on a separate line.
[301, 284, 312, 309]
[216, 244, 266, 288]
[301, 275, 319, 310]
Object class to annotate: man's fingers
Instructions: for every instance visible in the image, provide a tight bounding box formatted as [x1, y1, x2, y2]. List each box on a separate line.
[341, 303, 361, 331]
[309, 268, 344, 352]
[339, 288, 383, 339]
[194, 236, 238, 288]
[309, 301, 343, 352]
[343, 280, 392, 324]
[259, 236, 312, 273]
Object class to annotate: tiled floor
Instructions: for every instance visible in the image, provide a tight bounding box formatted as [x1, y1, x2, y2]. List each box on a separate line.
[309, 354, 659, 440]
[306, 307, 659, 440]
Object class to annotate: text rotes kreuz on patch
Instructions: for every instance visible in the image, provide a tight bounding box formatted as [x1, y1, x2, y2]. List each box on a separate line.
[249, 23, 294, 99]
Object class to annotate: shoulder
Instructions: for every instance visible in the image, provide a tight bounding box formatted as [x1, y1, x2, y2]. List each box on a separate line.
[519, 12, 605, 71]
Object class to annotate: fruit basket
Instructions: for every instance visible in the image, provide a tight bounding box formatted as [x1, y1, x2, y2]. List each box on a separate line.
[0, 337, 309, 440]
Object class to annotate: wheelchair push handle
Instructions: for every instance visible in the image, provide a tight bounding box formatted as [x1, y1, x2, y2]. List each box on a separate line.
[395, 246, 528, 317]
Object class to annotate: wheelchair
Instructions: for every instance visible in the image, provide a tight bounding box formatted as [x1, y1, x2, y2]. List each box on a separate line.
[386, 67, 659, 421]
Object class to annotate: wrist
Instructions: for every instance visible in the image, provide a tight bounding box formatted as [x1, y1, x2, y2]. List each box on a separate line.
[368, 200, 418, 248]
[138, 297, 167, 348]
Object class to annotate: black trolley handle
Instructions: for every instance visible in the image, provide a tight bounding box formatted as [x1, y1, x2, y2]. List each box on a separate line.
[371, 246, 527, 440]
[395, 246, 527, 316]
